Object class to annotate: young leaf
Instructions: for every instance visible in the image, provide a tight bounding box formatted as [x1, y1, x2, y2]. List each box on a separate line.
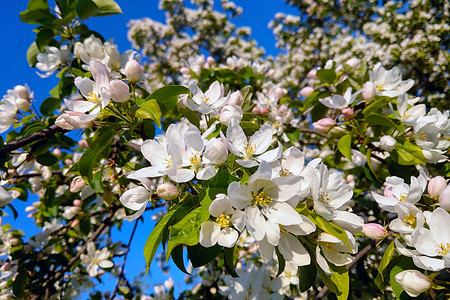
[337, 134, 352, 162]
[317, 68, 336, 84]
[171, 245, 190, 274]
[36, 152, 58, 166]
[26, 42, 39, 67]
[223, 246, 239, 277]
[378, 240, 395, 281]
[137, 99, 162, 128]
[148, 85, 190, 113]
[187, 243, 222, 268]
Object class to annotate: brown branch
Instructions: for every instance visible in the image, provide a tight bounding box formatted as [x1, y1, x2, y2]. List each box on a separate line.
[109, 220, 139, 300]
[298, 127, 330, 139]
[315, 241, 376, 299]
[0, 125, 67, 157]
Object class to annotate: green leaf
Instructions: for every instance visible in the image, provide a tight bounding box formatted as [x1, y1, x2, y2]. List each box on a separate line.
[27, 42, 39, 67]
[12, 269, 28, 298]
[394, 141, 426, 165]
[389, 256, 417, 299]
[93, 0, 123, 15]
[36, 28, 55, 51]
[317, 264, 349, 299]
[20, 0, 56, 25]
[240, 121, 260, 136]
[310, 103, 329, 122]
[240, 85, 253, 112]
[136, 99, 162, 128]
[166, 206, 210, 260]
[148, 85, 190, 113]
[223, 246, 238, 277]
[309, 213, 351, 251]
[171, 245, 190, 274]
[187, 243, 222, 268]
[298, 262, 317, 292]
[179, 107, 200, 128]
[378, 240, 395, 281]
[366, 114, 403, 132]
[275, 247, 285, 276]
[144, 209, 176, 272]
[363, 97, 389, 117]
[317, 68, 336, 84]
[36, 152, 58, 166]
[40, 97, 61, 116]
[76, 0, 99, 19]
[78, 127, 115, 182]
[337, 134, 352, 162]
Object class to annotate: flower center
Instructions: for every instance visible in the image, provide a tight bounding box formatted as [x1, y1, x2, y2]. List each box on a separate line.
[87, 92, 101, 104]
[375, 83, 384, 91]
[189, 154, 202, 171]
[216, 214, 231, 228]
[252, 191, 273, 207]
[279, 168, 292, 177]
[319, 191, 331, 204]
[201, 94, 209, 103]
[163, 156, 173, 168]
[435, 242, 450, 256]
[321, 242, 334, 251]
[403, 213, 416, 226]
[398, 193, 408, 202]
[243, 142, 256, 159]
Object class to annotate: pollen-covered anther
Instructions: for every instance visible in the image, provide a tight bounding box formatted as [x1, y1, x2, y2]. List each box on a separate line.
[435, 242, 450, 256]
[398, 193, 408, 202]
[252, 191, 273, 207]
[279, 168, 292, 177]
[403, 213, 416, 226]
[87, 92, 100, 104]
[243, 142, 256, 159]
[163, 156, 173, 168]
[319, 191, 331, 203]
[189, 154, 202, 170]
[216, 214, 231, 228]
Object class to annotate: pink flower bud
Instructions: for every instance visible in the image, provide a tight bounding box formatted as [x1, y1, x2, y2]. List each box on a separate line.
[73, 199, 82, 207]
[70, 176, 86, 193]
[124, 60, 143, 83]
[109, 80, 130, 103]
[307, 69, 317, 79]
[204, 137, 228, 164]
[266, 69, 275, 77]
[220, 105, 243, 126]
[341, 107, 354, 119]
[23, 244, 33, 253]
[439, 185, 450, 211]
[227, 91, 243, 106]
[260, 108, 269, 114]
[274, 88, 285, 99]
[300, 86, 314, 97]
[64, 159, 73, 166]
[362, 223, 388, 240]
[206, 56, 215, 65]
[395, 270, 431, 297]
[71, 219, 80, 228]
[52, 148, 62, 157]
[157, 182, 179, 200]
[312, 118, 336, 131]
[252, 107, 261, 114]
[428, 176, 447, 199]
[380, 135, 396, 151]
[55, 111, 91, 130]
[78, 139, 88, 149]
[180, 67, 190, 75]
[10, 238, 20, 246]
[362, 81, 376, 100]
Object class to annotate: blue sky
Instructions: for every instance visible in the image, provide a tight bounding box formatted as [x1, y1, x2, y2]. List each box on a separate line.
[0, 0, 299, 296]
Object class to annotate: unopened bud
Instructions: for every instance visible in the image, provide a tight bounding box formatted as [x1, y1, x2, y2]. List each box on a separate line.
[220, 105, 243, 126]
[206, 56, 215, 65]
[157, 182, 179, 200]
[78, 139, 88, 149]
[10, 238, 20, 246]
[380, 135, 396, 151]
[307, 69, 317, 79]
[52, 148, 62, 157]
[109, 80, 130, 103]
[428, 176, 447, 199]
[180, 67, 190, 75]
[300, 86, 314, 97]
[73, 199, 82, 207]
[70, 176, 86, 193]
[266, 69, 275, 77]
[346, 58, 360, 69]
[362, 223, 388, 240]
[55, 111, 91, 130]
[14, 85, 31, 100]
[312, 118, 336, 132]
[341, 107, 354, 119]
[227, 91, 243, 106]
[204, 138, 228, 164]
[71, 219, 80, 228]
[395, 270, 431, 297]
[274, 88, 285, 99]
[124, 60, 143, 83]
[362, 81, 376, 100]
[64, 159, 73, 166]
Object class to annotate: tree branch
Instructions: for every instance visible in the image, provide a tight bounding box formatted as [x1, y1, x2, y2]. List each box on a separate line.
[315, 241, 376, 299]
[0, 125, 67, 157]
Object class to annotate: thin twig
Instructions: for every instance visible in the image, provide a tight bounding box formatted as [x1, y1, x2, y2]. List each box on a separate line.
[0, 125, 67, 157]
[298, 127, 330, 139]
[109, 220, 139, 300]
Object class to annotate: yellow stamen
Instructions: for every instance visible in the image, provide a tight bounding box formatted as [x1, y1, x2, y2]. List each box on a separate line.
[244, 142, 256, 159]
[87, 91, 100, 104]
[189, 154, 202, 171]
[322, 242, 334, 251]
[216, 214, 231, 228]
[279, 168, 292, 177]
[398, 193, 408, 202]
[163, 156, 173, 168]
[252, 191, 273, 207]
[201, 94, 209, 103]
[319, 191, 331, 204]
[435, 242, 450, 256]
[403, 213, 416, 226]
